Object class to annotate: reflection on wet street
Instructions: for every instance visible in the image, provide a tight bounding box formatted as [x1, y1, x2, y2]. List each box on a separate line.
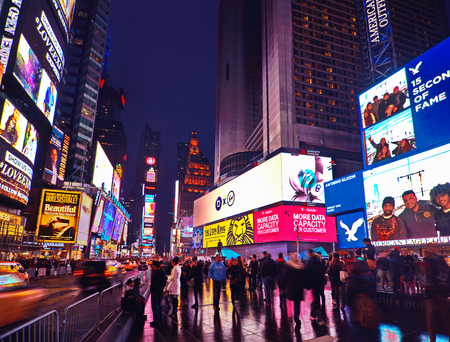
[127, 278, 449, 342]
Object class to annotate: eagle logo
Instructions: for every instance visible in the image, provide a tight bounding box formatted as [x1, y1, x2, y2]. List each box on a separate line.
[409, 61, 422, 75]
[339, 217, 364, 242]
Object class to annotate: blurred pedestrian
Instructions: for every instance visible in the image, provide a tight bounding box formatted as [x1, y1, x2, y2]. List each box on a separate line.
[276, 252, 287, 306]
[261, 253, 277, 305]
[249, 254, 258, 291]
[284, 254, 306, 329]
[150, 261, 167, 327]
[306, 249, 327, 325]
[190, 256, 203, 308]
[209, 254, 226, 312]
[181, 259, 191, 305]
[328, 252, 346, 311]
[377, 252, 393, 291]
[402, 249, 415, 295]
[168, 257, 181, 318]
[227, 258, 242, 308]
[388, 247, 404, 293]
[257, 251, 267, 290]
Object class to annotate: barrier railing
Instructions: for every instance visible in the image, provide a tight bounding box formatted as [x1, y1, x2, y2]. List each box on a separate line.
[26, 268, 37, 279]
[99, 284, 121, 324]
[38, 268, 47, 278]
[62, 293, 100, 342]
[0, 310, 59, 342]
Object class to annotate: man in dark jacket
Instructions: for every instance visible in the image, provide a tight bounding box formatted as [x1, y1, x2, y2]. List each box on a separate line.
[306, 249, 327, 325]
[190, 256, 203, 308]
[249, 254, 258, 291]
[389, 247, 404, 293]
[150, 261, 167, 326]
[284, 254, 305, 328]
[276, 252, 287, 306]
[261, 253, 277, 304]
[257, 251, 267, 290]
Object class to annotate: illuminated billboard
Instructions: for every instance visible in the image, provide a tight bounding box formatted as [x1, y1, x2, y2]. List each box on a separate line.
[193, 227, 203, 249]
[43, 126, 69, 184]
[325, 172, 365, 215]
[363, 142, 450, 246]
[112, 170, 120, 199]
[36, 190, 81, 243]
[336, 211, 367, 249]
[50, 0, 77, 41]
[194, 152, 333, 227]
[99, 199, 116, 242]
[146, 167, 156, 183]
[203, 213, 255, 248]
[254, 205, 336, 244]
[92, 142, 114, 194]
[91, 196, 105, 234]
[144, 194, 155, 222]
[111, 211, 124, 242]
[76, 193, 93, 246]
[0, 98, 38, 165]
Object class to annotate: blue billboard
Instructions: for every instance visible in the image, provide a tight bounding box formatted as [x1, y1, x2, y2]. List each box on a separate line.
[336, 211, 367, 249]
[325, 171, 365, 215]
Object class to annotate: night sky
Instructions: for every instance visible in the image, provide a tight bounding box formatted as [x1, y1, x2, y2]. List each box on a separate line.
[107, 1, 220, 253]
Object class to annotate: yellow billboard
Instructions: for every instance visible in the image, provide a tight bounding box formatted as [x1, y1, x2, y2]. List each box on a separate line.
[203, 213, 254, 248]
[36, 189, 81, 243]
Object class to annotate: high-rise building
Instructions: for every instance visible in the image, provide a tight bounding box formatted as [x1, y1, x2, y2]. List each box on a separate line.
[133, 124, 160, 251]
[57, 0, 111, 183]
[214, 0, 263, 182]
[177, 132, 211, 216]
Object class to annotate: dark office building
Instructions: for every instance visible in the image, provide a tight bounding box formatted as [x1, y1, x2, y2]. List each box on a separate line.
[57, 0, 111, 183]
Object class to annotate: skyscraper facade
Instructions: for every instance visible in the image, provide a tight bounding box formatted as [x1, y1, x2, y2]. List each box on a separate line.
[214, 0, 263, 182]
[57, 0, 111, 183]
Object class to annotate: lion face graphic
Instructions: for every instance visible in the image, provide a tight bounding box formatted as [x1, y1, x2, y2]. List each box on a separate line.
[226, 215, 254, 246]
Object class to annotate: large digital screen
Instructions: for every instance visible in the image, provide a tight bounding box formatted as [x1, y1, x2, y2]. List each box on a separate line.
[92, 142, 114, 194]
[99, 199, 116, 242]
[76, 193, 93, 246]
[254, 205, 336, 243]
[112, 170, 120, 199]
[13, 34, 58, 125]
[0, 99, 38, 164]
[43, 126, 69, 184]
[203, 213, 255, 248]
[36, 190, 81, 243]
[363, 109, 416, 165]
[325, 172, 365, 215]
[91, 196, 105, 233]
[192, 227, 203, 249]
[363, 142, 450, 246]
[359, 69, 410, 129]
[336, 211, 367, 249]
[144, 194, 155, 222]
[111, 210, 124, 242]
[194, 152, 333, 227]
[50, 0, 77, 41]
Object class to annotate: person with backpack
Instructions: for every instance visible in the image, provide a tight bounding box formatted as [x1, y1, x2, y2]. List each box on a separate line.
[328, 253, 346, 311]
[423, 244, 450, 342]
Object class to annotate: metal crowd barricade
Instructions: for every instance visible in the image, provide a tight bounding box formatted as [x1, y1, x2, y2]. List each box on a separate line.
[50, 267, 57, 277]
[38, 268, 47, 278]
[67, 265, 72, 275]
[99, 284, 121, 324]
[0, 310, 59, 342]
[58, 266, 67, 276]
[26, 268, 37, 279]
[62, 293, 100, 342]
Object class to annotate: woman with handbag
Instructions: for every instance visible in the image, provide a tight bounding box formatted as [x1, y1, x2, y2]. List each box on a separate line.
[328, 252, 346, 311]
[226, 258, 241, 307]
[167, 257, 181, 318]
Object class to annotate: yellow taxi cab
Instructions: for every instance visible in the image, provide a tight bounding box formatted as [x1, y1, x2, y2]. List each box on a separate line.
[0, 261, 29, 290]
[122, 260, 135, 271]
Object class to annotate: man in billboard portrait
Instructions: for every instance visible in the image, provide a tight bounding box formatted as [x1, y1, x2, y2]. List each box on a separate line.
[43, 147, 58, 184]
[1, 108, 21, 147]
[43, 82, 55, 119]
[377, 92, 395, 120]
[371, 95, 380, 121]
[371, 197, 407, 241]
[430, 183, 450, 237]
[390, 86, 406, 113]
[399, 190, 437, 238]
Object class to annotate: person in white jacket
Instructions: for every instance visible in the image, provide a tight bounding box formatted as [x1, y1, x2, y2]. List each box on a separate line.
[168, 256, 181, 318]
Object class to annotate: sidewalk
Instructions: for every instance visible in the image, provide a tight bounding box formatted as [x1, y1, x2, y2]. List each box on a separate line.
[127, 279, 449, 342]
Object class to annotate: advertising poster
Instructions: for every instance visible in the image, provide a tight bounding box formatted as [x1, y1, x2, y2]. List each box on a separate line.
[363, 142, 450, 245]
[36, 190, 81, 243]
[281, 154, 333, 204]
[192, 227, 203, 249]
[363, 109, 415, 165]
[99, 199, 116, 242]
[0, 99, 31, 157]
[111, 211, 124, 241]
[358, 69, 410, 129]
[92, 142, 114, 193]
[203, 213, 254, 248]
[76, 193, 93, 246]
[144, 194, 155, 223]
[91, 196, 105, 233]
[43, 126, 65, 184]
[180, 216, 193, 238]
[112, 170, 120, 199]
[325, 172, 365, 215]
[254, 205, 336, 243]
[336, 211, 367, 249]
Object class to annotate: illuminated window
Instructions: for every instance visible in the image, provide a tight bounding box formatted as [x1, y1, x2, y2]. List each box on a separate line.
[326, 67, 333, 72]
[329, 117, 336, 122]
[316, 89, 322, 94]
[328, 99, 335, 105]
[304, 61, 312, 67]
[306, 103, 312, 108]
[305, 69, 312, 75]
[305, 78, 313, 84]
[325, 52, 332, 57]
[295, 92, 301, 97]
[307, 87, 313, 92]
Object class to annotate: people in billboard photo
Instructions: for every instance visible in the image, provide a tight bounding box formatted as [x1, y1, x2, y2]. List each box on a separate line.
[368, 137, 391, 164]
[364, 102, 377, 127]
[430, 183, 450, 237]
[13, 35, 43, 102]
[22, 123, 38, 164]
[37, 72, 57, 125]
[371, 96, 381, 121]
[398, 190, 437, 238]
[392, 138, 413, 157]
[44, 147, 59, 184]
[0, 101, 28, 152]
[371, 196, 407, 241]
[377, 93, 395, 121]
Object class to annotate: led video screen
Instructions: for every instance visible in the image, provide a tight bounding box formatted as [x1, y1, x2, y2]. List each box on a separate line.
[325, 172, 365, 215]
[92, 142, 114, 194]
[336, 211, 367, 249]
[91, 196, 105, 234]
[363, 109, 416, 165]
[363, 142, 450, 246]
[76, 193, 93, 246]
[43, 126, 68, 185]
[99, 199, 116, 242]
[203, 213, 255, 248]
[358, 69, 410, 129]
[0, 98, 38, 164]
[193, 227, 203, 249]
[111, 211, 124, 241]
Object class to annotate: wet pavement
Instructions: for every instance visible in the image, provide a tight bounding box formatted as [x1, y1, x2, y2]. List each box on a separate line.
[127, 278, 450, 342]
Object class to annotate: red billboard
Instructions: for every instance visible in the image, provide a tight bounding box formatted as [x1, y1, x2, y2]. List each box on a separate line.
[254, 205, 336, 243]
